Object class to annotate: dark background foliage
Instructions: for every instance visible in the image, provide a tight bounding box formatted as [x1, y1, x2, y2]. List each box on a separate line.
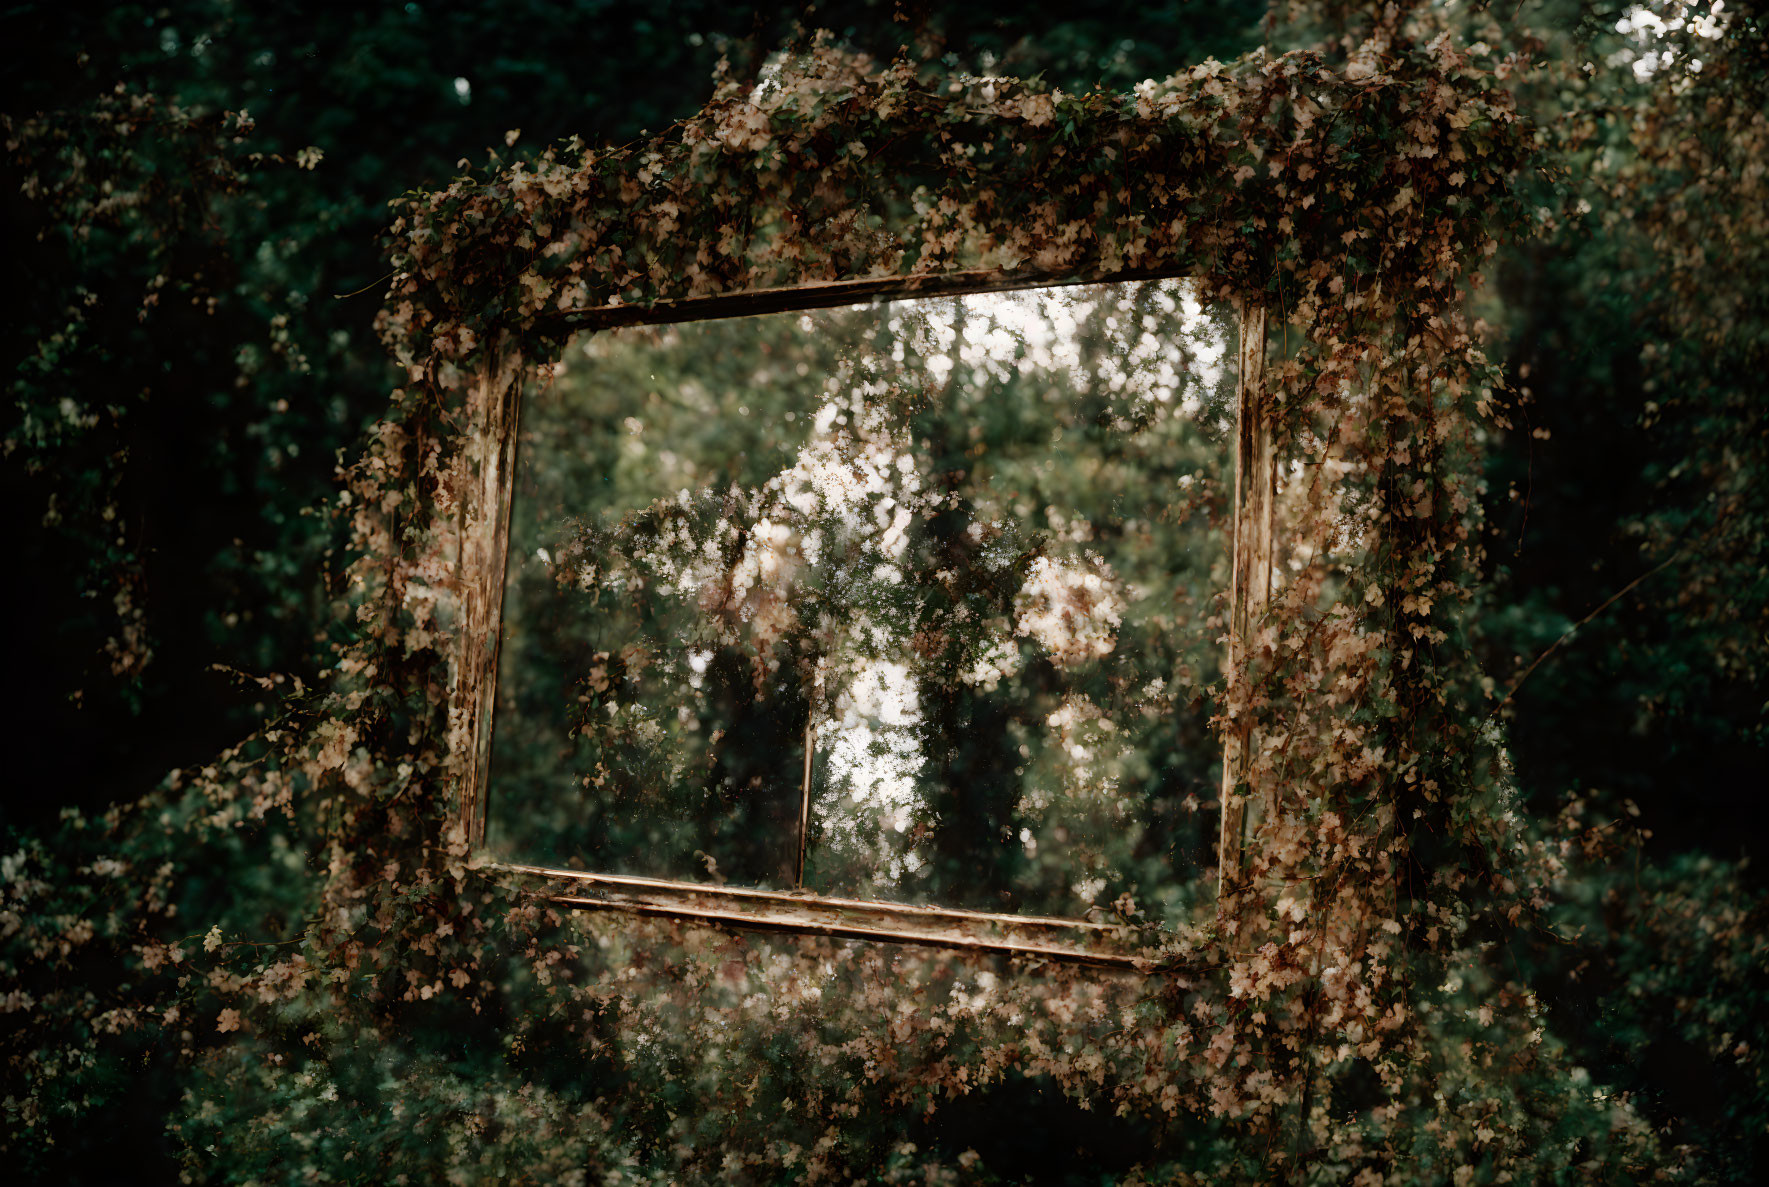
[0, 0, 1261, 835]
[3, 0, 1764, 1181]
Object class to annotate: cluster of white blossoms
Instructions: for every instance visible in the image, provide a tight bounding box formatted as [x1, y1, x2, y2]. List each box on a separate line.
[1013, 554, 1125, 667]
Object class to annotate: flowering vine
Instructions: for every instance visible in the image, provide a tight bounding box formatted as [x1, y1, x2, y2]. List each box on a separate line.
[3, 20, 1677, 1184]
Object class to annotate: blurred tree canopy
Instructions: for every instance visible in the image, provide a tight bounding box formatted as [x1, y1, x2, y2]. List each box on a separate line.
[487, 282, 1232, 916]
[2, 0, 1765, 1182]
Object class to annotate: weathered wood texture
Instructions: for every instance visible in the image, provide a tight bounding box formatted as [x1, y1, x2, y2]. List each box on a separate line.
[452, 344, 526, 847]
[502, 864, 1164, 970]
[1216, 304, 1273, 905]
[550, 265, 1197, 333]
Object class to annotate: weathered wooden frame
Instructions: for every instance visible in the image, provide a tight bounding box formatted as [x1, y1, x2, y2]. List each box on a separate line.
[451, 268, 1271, 968]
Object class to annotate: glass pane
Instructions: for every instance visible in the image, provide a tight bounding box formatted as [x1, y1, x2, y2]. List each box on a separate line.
[486, 280, 1233, 921]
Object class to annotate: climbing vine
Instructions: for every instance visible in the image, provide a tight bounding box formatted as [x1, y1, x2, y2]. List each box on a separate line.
[3, 15, 1683, 1184]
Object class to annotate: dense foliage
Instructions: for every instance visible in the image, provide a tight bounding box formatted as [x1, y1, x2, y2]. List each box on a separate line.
[488, 283, 1232, 913]
[3, 1, 1764, 1183]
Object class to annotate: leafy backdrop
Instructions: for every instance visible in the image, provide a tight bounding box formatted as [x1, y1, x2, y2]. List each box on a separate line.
[2, 1, 1765, 1183]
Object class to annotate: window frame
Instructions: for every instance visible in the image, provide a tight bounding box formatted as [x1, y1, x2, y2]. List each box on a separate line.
[450, 267, 1273, 968]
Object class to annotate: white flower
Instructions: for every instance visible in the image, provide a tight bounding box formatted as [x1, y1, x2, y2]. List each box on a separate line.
[1014, 555, 1124, 666]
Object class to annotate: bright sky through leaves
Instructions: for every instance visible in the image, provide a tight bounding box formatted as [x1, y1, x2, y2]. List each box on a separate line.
[487, 280, 1230, 919]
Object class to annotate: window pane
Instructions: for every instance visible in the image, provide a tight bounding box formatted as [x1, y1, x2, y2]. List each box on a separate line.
[486, 280, 1232, 923]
